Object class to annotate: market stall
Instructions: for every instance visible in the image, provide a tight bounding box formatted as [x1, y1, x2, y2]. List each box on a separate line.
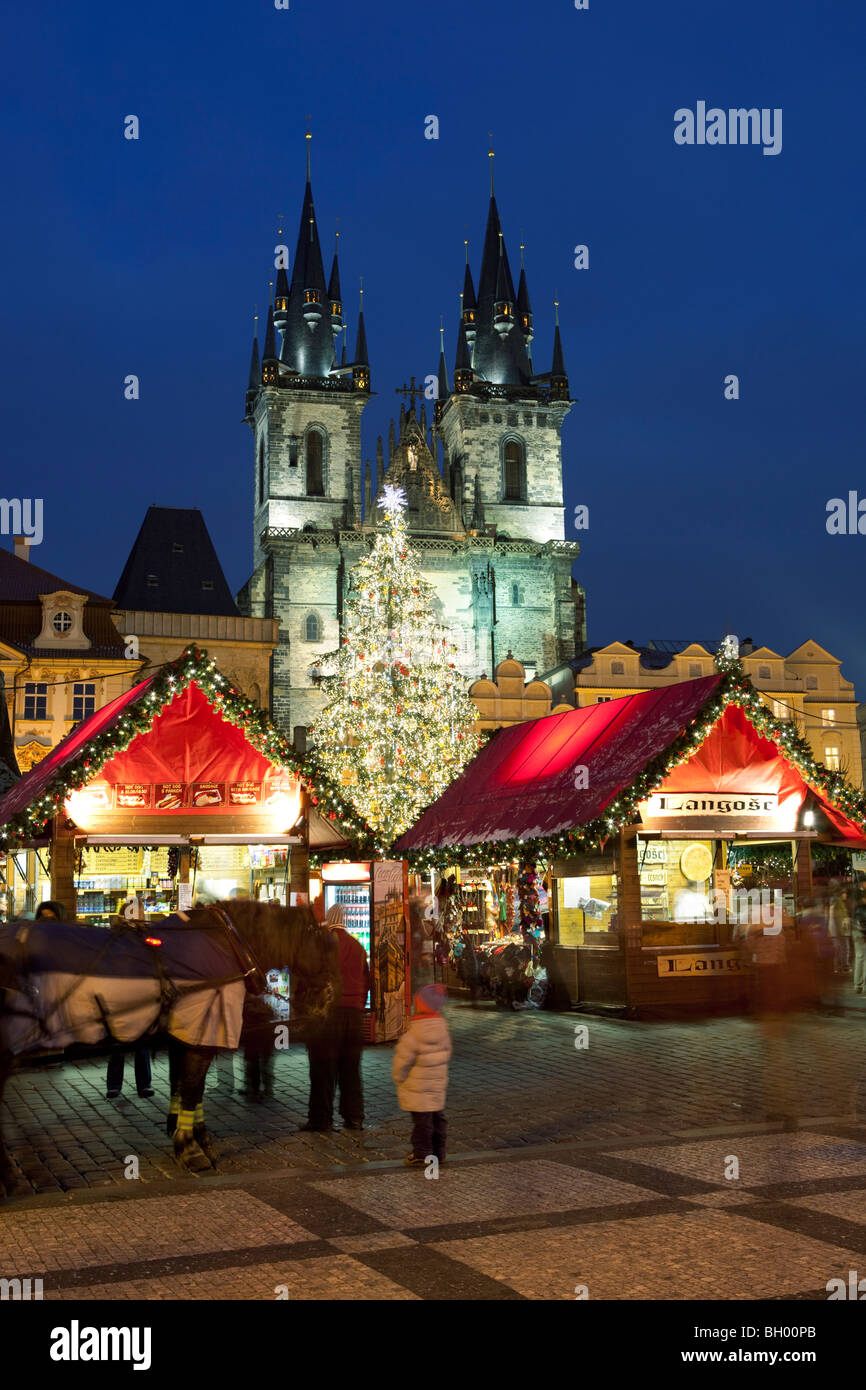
[0, 648, 356, 920]
[395, 656, 866, 1016]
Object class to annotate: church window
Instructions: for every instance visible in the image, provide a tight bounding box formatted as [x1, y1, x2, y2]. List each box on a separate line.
[503, 440, 526, 501]
[306, 429, 325, 496]
[511, 584, 525, 606]
[23, 683, 48, 720]
[258, 439, 265, 501]
[305, 614, 321, 642]
[172, 542, 184, 554]
[480, 413, 489, 424]
[146, 574, 158, 587]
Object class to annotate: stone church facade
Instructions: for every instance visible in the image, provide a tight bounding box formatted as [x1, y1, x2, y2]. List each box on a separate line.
[237, 150, 586, 735]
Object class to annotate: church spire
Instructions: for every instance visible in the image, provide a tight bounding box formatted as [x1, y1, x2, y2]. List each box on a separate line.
[436, 319, 449, 421]
[276, 131, 335, 378]
[462, 238, 477, 349]
[550, 298, 569, 401]
[352, 279, 370, 392]
[244, 313, 260, 416]
[261, 303, 278, 384]
[469, 157, 532, 386]
[516, 237, 533, 359]
[328, 227, 343, 343]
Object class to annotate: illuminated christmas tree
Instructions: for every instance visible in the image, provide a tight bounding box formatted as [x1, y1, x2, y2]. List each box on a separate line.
[308, 484, 480, 848]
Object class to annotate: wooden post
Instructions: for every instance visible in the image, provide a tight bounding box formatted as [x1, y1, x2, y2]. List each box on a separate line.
[795, 839, 813, 903]
[618, 829, 642, 949]
[50, 818, 78, 920]
[290, 784, 310, 902]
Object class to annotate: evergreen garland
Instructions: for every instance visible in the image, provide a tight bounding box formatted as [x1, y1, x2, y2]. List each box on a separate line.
[0, 647, 372, 851]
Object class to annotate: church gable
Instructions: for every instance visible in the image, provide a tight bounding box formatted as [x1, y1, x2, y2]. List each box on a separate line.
[379, 408, 463, 535]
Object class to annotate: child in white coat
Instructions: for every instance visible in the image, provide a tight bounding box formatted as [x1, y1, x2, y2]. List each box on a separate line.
[391, 983, 452, 1168]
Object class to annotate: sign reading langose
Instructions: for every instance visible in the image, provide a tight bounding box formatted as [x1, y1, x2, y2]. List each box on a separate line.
[642, 792, 778, 817]
[657, 953, 743, 978]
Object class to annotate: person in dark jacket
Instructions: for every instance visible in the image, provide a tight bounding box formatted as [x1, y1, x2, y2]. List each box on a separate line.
[34, 900, 66, 921]
[302, 904, 370, 1132]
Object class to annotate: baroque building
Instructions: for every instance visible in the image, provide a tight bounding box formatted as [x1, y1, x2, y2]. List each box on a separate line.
[238, 142, 586, 735]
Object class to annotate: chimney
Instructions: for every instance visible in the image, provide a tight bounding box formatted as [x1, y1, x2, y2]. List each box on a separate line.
[13, 536, 30, 564]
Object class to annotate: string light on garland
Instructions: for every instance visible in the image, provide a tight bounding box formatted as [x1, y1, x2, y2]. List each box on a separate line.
[0, 647, 375, 853]
[400, 641, 866, 870]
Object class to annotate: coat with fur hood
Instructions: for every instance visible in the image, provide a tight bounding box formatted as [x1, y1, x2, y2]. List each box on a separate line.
[391, 1012, 452, 1112]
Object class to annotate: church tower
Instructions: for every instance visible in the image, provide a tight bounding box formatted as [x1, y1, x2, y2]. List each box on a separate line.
[437, 152, 572, 545]
[240, 134, 371, 730]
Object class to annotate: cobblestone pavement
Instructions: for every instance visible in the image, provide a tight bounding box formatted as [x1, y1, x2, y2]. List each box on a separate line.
[4, 993, 866, 1299]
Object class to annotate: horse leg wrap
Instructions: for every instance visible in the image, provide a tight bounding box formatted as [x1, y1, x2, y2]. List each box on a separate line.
[192, 1102, 219, 1165]
[166, 1093, 181, 1137]
[176, 1108, 196, 1136]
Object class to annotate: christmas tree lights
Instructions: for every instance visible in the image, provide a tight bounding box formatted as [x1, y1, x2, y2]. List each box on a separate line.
[307, 484, 480, 849]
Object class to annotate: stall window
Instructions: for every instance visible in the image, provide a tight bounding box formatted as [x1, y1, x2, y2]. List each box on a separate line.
[556, 869, 618, 947]
[23, 682, 48, 720]
[72, 683, 95, 721]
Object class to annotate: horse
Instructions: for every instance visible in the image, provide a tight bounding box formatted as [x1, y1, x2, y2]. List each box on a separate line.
[0, 900, 338, 1193]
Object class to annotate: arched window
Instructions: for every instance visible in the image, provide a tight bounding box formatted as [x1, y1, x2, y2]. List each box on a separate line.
[306, 429, 324, 496]
[305, 613, 321, 642]
[258, 438, 265, 501]
[503, 439, 525, 501]
[511, 583, 524, 606]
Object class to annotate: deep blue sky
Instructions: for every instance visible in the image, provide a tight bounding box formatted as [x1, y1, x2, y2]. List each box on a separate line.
[2, 1, 864, 687]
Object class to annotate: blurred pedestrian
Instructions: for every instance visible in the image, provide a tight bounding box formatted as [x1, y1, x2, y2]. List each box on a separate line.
[392, 983, 451, 1168]
[239, 992, 276, 1100]
[301, 904, 369, 1132]
[850, 881, 866, 994]
[34, 900, 66, 922]
[106, 1047, 153, 1099]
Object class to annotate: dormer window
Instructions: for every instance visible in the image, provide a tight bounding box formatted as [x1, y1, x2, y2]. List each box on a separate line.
[689, 663, 702, 678]
[35, 590, 91, 652]
[172, 542, 184, 554]
[758, 664, 771, 679]
[146, 574, 159, 587]
[52, 611, 73, 634]
[611, 661, 625, 675]
[201, 580, 214, 592]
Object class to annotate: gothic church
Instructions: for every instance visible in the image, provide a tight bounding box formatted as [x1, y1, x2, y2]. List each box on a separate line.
[238, 142, 586, 735]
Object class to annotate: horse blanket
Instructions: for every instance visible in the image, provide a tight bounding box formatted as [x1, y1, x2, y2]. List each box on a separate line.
[0, 916, 248, 1056]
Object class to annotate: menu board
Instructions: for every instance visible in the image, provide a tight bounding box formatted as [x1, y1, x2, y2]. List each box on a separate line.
[190, 783, 226, 808]
[115, 783, 151, 809]
[229, 781, 261, 806]
[155, 783, 187, 811]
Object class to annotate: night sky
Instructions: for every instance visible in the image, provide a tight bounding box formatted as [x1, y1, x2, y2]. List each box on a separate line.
[2, 2, 864, 686]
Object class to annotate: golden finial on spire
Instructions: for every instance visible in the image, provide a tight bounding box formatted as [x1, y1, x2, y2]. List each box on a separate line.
[269, 279, 274, 306]
[305, 120, 311, 179]
[520, 231, 525, 269]
[554, 294, 560, 327]
[488, 134, 495, 195]
[359, 275, 364, 311]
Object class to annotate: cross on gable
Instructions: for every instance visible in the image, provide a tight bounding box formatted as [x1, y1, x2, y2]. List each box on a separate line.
[395, 377, 422, 409]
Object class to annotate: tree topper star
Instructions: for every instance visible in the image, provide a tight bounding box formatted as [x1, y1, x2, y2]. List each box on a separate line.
[378, 483, 407, 518]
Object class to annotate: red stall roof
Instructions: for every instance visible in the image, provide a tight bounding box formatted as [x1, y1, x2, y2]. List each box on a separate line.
[0, 649, 354, 850]
[395, 675, 866, 853]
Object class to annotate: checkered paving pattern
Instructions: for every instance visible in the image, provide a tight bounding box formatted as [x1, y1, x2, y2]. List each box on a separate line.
[6, 1127, 866, 1300]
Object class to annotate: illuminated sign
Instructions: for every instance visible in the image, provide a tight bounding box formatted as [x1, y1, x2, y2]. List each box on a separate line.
[657, 952, 743, 977]
[643, 792, 779, 817]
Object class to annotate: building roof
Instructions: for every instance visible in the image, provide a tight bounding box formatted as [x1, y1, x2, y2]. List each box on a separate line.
[113, 507, 239, 617]
[395, 674, 866, 855]
[0, 547, 111, 604]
